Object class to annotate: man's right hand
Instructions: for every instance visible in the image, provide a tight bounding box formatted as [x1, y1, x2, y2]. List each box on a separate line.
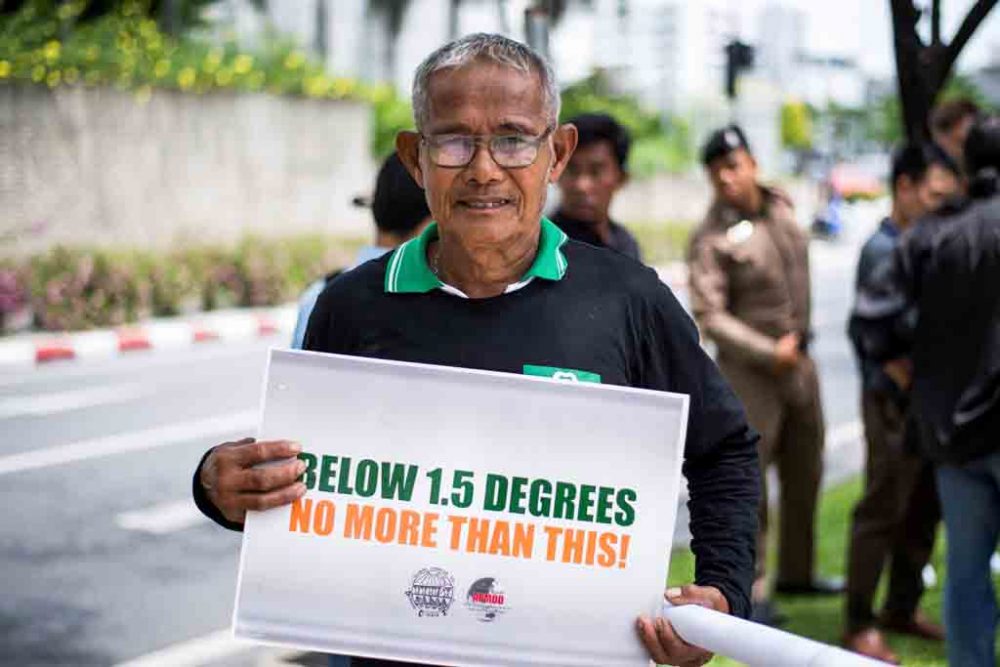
[773, 332, 802, 374]
[199, 437, 307, 525]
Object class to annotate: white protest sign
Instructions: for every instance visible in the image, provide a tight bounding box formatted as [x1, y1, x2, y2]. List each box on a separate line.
[233, 349, 687, 666]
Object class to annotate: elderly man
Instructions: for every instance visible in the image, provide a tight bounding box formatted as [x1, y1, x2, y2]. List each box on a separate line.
[688, 126, 840, 627]
[193, 34, 759, 667]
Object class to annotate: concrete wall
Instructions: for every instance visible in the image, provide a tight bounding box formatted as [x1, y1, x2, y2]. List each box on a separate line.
[609, 174, 820, 227]
[0, 84, 374, 254]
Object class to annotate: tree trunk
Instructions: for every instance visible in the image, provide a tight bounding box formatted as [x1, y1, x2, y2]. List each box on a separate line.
[890, 0, 997, 143]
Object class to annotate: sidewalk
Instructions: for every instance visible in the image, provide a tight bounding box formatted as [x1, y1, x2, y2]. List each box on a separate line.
[0, 265, 690, 371]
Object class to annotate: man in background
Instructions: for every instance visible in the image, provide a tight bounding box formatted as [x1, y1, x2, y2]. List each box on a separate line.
[551, 112, 642, 262]
[688, 125, 841, 626]
[291, 153, 432, 348]
[843, 143, 960, 663]
[930, 98, 980, 173]
[853, 116, 1000, 667]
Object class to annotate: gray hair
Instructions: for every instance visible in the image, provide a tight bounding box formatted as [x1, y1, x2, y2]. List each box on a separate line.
[412, 33, 561, 131]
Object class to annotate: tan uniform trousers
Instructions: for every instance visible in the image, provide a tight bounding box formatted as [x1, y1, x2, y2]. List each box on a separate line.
[719, 353, 825, 586]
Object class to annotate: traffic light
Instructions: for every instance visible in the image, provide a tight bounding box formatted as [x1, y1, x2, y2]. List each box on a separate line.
[725, 40, 755, 99]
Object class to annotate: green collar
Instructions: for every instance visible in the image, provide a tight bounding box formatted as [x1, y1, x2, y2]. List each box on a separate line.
[384, 216, 569, 294]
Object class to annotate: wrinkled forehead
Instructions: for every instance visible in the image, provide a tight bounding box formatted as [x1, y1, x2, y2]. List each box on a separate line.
[424, 61, 547, 134]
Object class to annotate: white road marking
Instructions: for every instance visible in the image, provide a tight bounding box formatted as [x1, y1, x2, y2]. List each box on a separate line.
[0, 343, 268, 389]
[0, 382, 151, 419]
[116, 499, 208, 534]
[115, 629, 251, 667]
[0, 410, 257, 476]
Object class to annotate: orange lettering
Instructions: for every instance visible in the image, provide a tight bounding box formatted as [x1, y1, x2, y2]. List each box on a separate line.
[398, 510, 420, 546]
[344, 503, 374, 540]
[313, 500, 336, 536]
[448, 515, 467, 550]
[421, 512, 439, 548]
[513, 522, 534, 558]
[289, 498, 312, 533]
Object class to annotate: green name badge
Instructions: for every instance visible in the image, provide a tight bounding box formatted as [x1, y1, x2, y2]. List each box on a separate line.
[523, 364, 602, 384]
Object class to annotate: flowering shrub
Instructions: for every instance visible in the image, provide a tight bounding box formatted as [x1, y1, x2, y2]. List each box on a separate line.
[28, 246, 147, 330]
[7, 233, 360, 333]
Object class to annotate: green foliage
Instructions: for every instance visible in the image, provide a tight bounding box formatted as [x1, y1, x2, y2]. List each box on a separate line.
[861, 75, 994, 148]
[560, 71, 694, 175]
[780, 99, 813, 150]
[625, 220, 694, 266]
[670, 476, 1000, 666]
[0, 0, 409, 156]
[10, 233, 362, 332]
[370, 84, 414, 159]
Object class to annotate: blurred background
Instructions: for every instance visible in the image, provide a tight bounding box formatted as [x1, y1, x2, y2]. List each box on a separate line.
[0, 1, 997, 666]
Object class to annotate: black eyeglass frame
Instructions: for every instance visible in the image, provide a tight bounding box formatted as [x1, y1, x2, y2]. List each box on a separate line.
[419, 126, 556, 169]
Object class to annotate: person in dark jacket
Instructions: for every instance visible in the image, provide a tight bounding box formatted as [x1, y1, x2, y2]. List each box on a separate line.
[551, 113, 643, 261]
[842, 143, 959, 663]
[853, 116, 1000, 667]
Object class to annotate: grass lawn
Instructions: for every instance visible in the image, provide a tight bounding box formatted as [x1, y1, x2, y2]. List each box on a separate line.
[667, 475, 1000, 666]
[625, 221, 694, 266]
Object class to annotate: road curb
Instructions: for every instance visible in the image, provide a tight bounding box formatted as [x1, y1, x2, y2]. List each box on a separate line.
[0, 262, 689, 372]
[0, 305, 297, 370]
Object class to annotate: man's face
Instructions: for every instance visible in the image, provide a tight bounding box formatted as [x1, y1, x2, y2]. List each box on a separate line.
[397, 62, 575, 253]
[896, 163, 960, 224]
[706, 149, 759, 212]
[935, 116, 976, 163]
[558, 140, 626, 225]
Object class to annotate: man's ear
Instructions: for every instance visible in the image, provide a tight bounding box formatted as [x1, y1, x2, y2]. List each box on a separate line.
[396, 131, 425, 188]
[548, 123, 578, 183]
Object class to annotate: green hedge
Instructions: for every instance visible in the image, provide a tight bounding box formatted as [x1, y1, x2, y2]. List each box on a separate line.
[1, 234, 363, 333]
[0, 0, 413, 157]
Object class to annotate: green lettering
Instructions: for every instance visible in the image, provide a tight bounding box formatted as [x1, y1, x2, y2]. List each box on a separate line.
[337, 456, 354, 495]
[298, 452, 318, 490]
[553, 481, 577, 520]
[595, 486, 615, 524]
[318, 455, 338, 493]
[528, 479, 552, 517]
[355, 459, 378, 497]
[484, 474, 508, 511]
[615, 488, 637, 527]
[382, 462, 419, 501]
[508, 476, 528, 515]
[577, 484, 597, 522]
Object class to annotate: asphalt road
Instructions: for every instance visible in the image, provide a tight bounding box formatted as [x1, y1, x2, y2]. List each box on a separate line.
[0, 206, 880, 666]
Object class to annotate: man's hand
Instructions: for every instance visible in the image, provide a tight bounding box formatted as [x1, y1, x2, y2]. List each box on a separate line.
[199, 437, 307, 525]
[636, 585, 729, 667]
[773, 332, 802, 374]
[883, 358, 912, 391]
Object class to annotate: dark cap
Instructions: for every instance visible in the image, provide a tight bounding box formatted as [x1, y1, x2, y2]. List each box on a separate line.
[355, 153, 432, 234]
[701, 124, 753, 165]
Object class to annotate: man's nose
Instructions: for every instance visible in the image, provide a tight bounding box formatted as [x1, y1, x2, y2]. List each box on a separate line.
[465, 141, 504, 184]
[566, 173, 592, 193]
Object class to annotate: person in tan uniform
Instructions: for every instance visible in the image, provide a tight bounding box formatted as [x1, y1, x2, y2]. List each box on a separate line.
[687, 126, 842, 625]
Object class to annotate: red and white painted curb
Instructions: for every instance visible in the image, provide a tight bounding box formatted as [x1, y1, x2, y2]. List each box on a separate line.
[0, 263, 688, 371]
[0, 305, 296, 370]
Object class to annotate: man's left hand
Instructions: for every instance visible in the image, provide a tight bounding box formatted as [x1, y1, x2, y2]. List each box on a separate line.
[636, 584, 729, 666]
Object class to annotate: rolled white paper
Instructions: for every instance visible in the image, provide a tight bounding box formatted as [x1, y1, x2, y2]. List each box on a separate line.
[661, 602, 891, 666]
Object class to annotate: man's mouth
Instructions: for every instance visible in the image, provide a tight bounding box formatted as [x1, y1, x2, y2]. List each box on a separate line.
[459, 197, 514, 210]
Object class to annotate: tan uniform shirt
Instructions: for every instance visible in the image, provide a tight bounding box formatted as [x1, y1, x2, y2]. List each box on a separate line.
[687, 186, 812, 370]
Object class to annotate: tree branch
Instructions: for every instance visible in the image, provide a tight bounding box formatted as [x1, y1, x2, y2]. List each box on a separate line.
[944, 0, 998, 73]
[931, 0, 942, 44]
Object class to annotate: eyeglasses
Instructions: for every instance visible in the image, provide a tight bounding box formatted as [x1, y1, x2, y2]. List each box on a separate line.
[421, 127, 554, 169]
